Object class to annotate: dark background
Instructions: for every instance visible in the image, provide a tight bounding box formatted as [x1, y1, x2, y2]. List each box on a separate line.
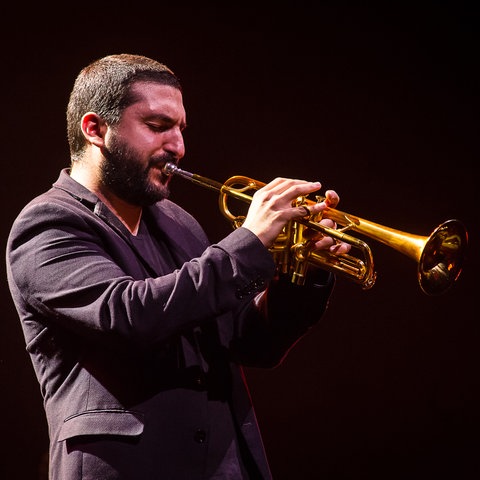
[1, 4, 478, 479]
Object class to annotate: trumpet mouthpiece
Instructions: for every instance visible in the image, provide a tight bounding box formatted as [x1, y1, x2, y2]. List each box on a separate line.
[162, 162, 178, 176]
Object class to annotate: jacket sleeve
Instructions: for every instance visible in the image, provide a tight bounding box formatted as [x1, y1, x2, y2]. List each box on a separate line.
[6, 196, 276, 349]
[229, 268, 335, 368]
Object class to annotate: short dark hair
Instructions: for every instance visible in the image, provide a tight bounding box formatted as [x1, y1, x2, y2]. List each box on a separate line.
[66, 54, 182, 161]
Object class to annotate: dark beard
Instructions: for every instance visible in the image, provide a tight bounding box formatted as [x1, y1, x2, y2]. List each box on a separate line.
[100, 135, 175, 206]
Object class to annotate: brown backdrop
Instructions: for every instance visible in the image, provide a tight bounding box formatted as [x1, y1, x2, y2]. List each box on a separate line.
[1, 4, 478, 479]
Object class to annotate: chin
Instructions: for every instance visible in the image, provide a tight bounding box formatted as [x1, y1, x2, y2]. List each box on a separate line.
[155, 184, 171, 201]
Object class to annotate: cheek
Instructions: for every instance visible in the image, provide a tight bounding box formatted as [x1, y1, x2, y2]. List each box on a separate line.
[117, 123, 153, 146]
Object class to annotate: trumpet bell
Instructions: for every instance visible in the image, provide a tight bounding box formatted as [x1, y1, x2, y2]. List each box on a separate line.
[419, 219, 468, 295]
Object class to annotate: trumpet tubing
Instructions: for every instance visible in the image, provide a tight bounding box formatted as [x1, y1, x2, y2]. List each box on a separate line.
[163, 163, 468, 295]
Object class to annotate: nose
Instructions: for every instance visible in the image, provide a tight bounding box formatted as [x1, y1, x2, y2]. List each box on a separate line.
[165, 127, 185, 159]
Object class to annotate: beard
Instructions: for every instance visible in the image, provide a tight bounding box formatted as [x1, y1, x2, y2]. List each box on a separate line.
[100, 134, 175, 206]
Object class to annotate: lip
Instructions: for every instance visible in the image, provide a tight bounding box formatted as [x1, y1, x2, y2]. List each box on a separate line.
[150, 159, 180, 183]
[148, 164, 168, 183]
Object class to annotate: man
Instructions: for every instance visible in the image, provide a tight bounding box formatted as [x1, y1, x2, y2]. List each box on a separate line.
[6, 54, 348, 479]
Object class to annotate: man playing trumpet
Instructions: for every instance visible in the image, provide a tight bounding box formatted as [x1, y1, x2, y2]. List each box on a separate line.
[6, 53, 349, 480]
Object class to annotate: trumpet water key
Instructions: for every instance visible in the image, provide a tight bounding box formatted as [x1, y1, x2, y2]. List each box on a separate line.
[163, 162, 468, 295]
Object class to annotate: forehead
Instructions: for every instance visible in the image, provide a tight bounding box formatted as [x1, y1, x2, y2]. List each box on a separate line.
[127, 81, 185, 117]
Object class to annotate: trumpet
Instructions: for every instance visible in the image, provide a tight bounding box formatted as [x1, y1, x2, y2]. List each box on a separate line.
[163, 162, 468, 295]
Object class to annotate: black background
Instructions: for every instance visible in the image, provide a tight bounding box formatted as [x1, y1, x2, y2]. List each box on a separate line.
[1, 4, 478, 479]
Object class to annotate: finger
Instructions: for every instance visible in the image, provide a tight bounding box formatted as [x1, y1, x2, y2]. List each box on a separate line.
[260, 178, 322, 203]
[317, 218, 337, 229]
[299, 205, 312, 219]
[324, 189, 340, 208]
[313, 236, 351, 254]
[313, 236, 336, 250]
[329, 242, 351, 254]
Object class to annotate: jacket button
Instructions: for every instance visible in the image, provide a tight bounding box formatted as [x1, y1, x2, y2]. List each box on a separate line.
[195, 374, 205, 388]
[193, 429, 207, 444]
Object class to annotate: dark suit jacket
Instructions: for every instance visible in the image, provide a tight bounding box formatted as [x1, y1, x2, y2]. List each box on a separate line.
[6, 169, 334, 479]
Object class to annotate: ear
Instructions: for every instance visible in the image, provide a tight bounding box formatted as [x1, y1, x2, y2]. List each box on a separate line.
[81, 112, 108, 148]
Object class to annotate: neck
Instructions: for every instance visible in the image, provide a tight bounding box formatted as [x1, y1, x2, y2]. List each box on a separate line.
[99, 190, 143, 235]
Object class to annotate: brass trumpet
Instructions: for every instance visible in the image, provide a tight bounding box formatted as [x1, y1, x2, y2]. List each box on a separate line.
[163, 163, 468, 295]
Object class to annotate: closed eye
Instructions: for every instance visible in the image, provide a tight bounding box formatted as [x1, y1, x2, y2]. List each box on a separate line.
[146, 122, 170, 133]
